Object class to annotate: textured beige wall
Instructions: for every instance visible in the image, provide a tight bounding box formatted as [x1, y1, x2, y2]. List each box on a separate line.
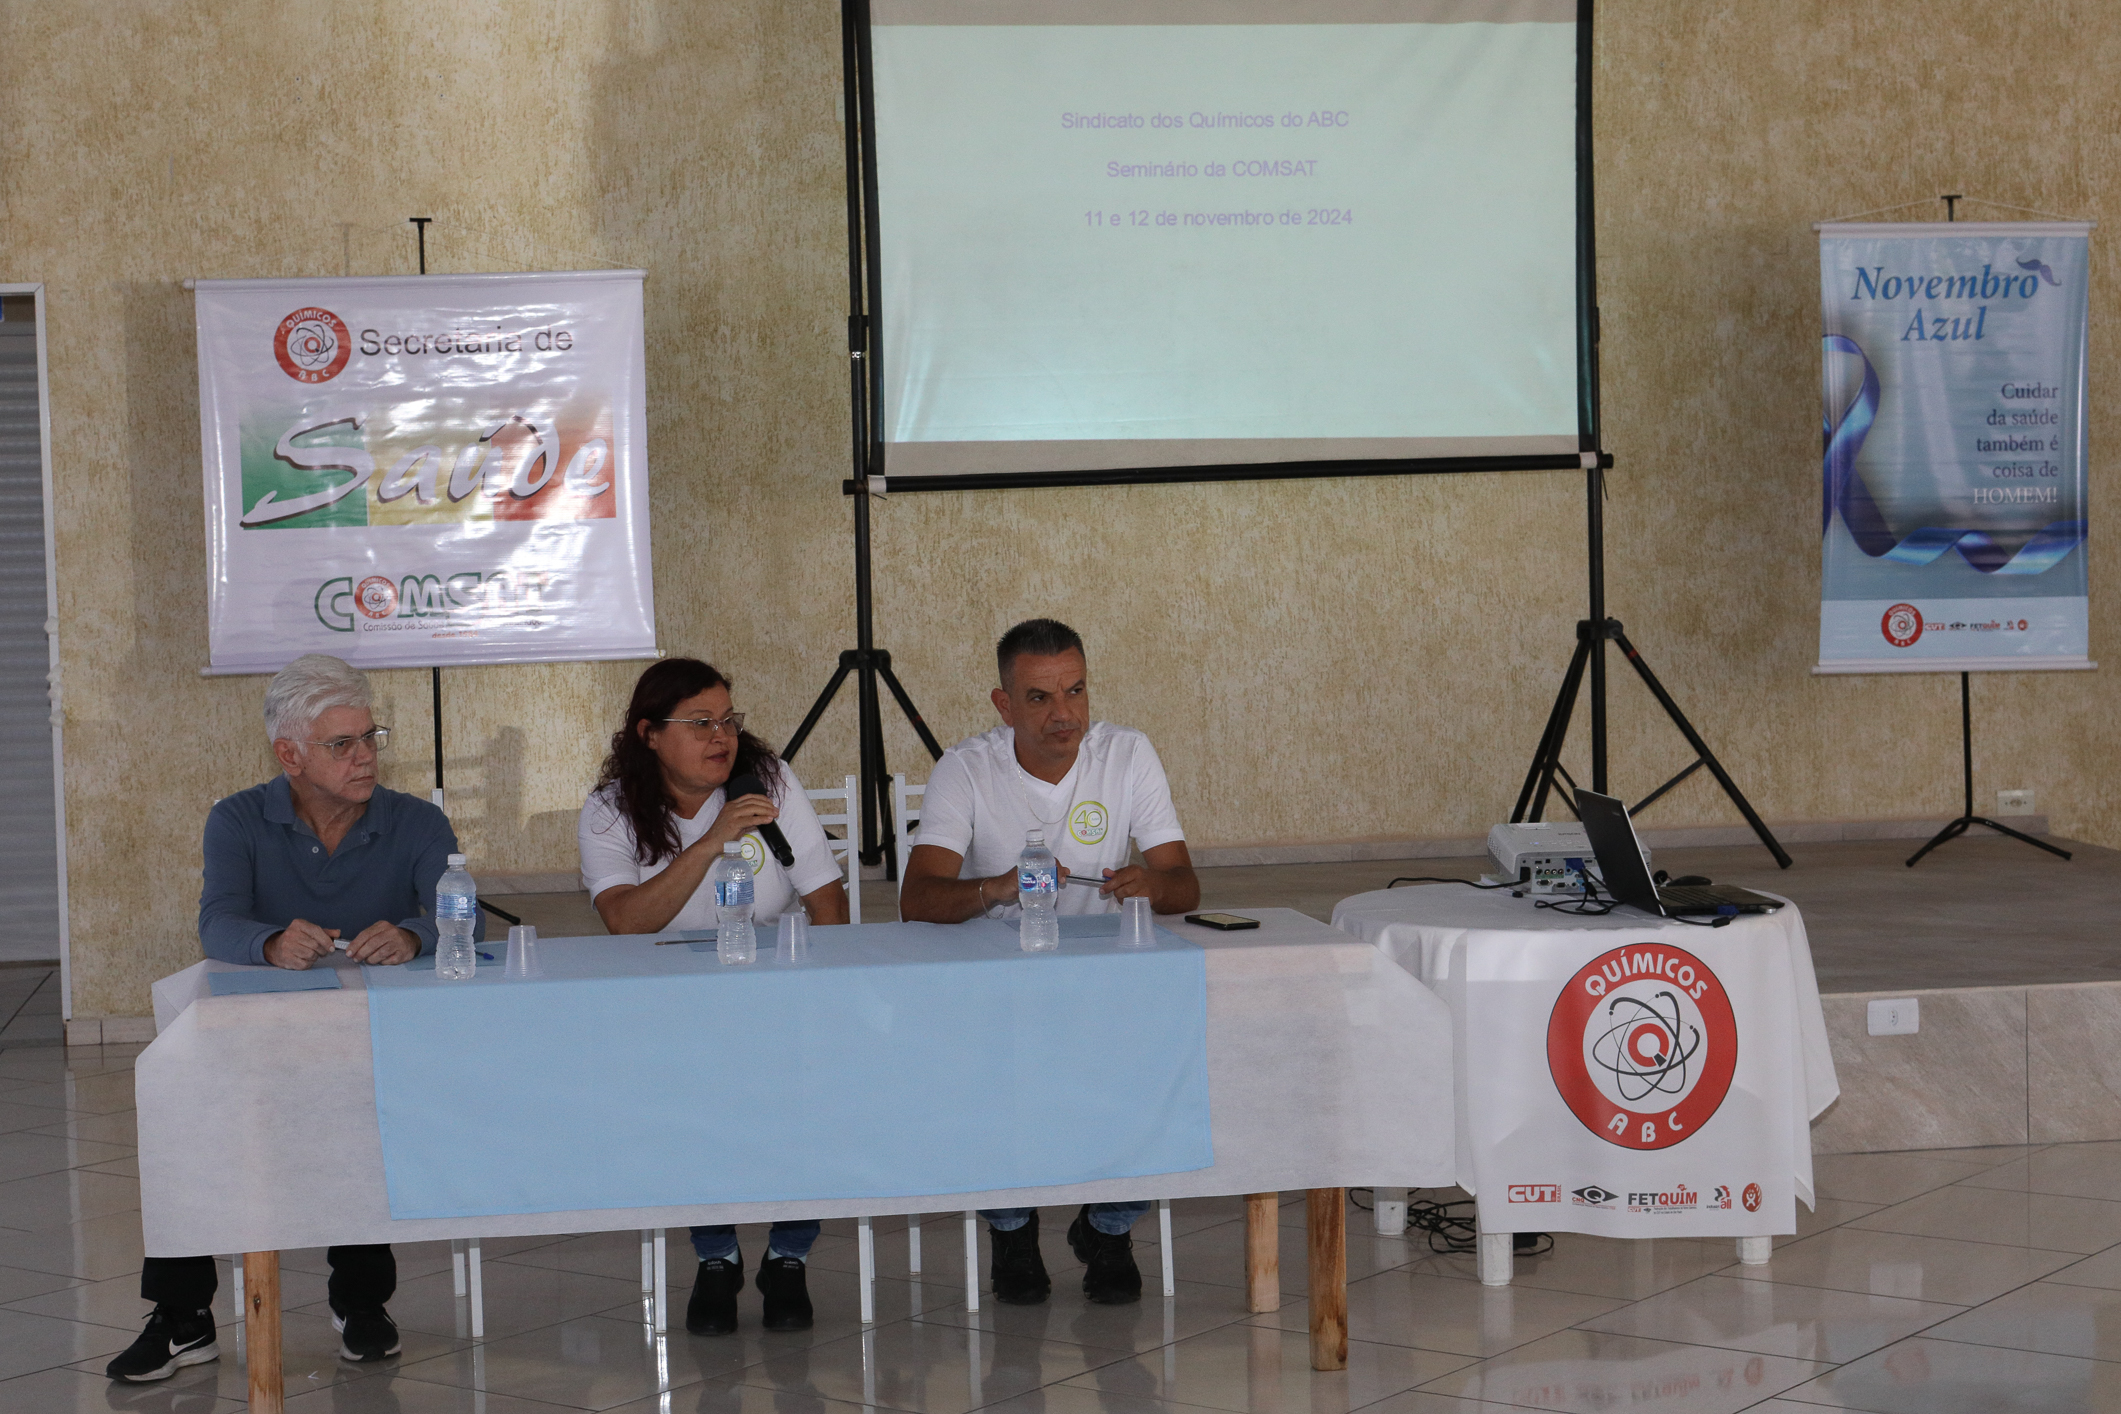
[1, 2, 2115, 1017]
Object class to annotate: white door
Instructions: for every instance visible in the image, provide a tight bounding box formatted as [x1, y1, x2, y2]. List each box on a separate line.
[0, 291, 64, 965]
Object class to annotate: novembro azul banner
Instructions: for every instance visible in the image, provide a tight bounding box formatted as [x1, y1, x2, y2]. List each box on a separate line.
[193, 272, 657, 675]
[1815, 222, 2093, 673]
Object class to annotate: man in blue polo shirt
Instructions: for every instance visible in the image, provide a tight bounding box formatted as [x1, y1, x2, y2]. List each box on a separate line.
[109, 654, 475, 1383]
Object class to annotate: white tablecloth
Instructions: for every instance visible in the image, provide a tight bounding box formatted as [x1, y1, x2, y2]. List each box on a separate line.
[139, 909, 1456, 1256]
[1332, 886, 1837, 1239]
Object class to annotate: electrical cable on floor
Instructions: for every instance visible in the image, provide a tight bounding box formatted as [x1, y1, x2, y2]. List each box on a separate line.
[1347, 1189, 1553, 1257]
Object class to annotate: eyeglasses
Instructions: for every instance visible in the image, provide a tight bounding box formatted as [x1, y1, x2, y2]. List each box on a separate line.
[660, 713, 746, 736]
[306, 727, 391, 760]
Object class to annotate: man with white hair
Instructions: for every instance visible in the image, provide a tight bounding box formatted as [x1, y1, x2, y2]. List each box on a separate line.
[108, 653, 470, 1382]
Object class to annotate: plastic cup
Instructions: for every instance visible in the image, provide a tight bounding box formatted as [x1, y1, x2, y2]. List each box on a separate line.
[1120, 895, 1156, 948]
[504, 924, 541, 979]
[775, 910, 810, 963]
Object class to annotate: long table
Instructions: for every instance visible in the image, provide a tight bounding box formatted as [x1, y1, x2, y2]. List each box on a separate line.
[140, 908, 1456, 1409]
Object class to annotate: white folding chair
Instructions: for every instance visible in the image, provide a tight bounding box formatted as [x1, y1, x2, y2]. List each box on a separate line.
[808, 774, 862, 919]
[891, 773, 924, 893]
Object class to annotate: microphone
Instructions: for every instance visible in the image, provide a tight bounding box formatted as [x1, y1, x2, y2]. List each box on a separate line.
[724, 772, 796, 869]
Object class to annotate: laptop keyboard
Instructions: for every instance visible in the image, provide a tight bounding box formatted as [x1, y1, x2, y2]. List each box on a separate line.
[1655, 884, 1767, 910]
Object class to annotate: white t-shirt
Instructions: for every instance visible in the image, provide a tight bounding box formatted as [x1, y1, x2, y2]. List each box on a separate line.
[578, 766, 844, 930]
[916, 721, 1186, 916]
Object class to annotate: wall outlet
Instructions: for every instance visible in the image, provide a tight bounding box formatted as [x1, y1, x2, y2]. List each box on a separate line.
[1997, 788, 2035, 816]
[1867, 998, 1920, 1036]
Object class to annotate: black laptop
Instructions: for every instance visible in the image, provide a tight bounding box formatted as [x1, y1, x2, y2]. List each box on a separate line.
[1574, 790, 1782, 918]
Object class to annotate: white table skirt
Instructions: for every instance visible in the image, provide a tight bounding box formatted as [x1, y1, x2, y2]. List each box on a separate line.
[1332, 885, 1838, 1239]
[138, 909, 1457, 1256]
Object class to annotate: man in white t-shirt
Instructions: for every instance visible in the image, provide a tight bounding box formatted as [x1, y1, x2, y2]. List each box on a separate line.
[900, 618, 1199, 1306]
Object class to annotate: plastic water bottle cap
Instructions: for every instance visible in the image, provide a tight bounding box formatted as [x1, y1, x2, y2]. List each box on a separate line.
[447, 853, 466, 869]
[1026, 831, 1044, 846]
[724, 842, 741, 854]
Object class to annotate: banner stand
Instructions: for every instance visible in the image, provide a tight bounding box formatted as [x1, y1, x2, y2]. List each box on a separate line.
[1905, 670, 2069, 868]
[1815, 193, 2095, 869]
[397, 217, 522, 926]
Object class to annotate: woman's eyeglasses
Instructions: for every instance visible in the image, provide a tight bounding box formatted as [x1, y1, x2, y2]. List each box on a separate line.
[659, 714, 746, 736]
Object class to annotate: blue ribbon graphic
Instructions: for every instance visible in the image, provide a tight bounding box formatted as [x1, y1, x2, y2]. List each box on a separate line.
[1821, 334, 2083, 575]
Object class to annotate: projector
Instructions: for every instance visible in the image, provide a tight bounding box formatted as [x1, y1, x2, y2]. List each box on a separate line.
[1486, 821, 1649, 894]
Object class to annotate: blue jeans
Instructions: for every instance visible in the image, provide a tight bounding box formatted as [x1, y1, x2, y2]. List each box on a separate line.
[982, 1202, 1147, 1236]
[689, 1221, 819, 1263]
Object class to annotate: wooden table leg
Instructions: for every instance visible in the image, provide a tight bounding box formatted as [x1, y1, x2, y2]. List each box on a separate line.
[1244, 1192, 1280, 1313]
[243, 1251, 282, 1413]
[1306, 1188, 1346, 1371]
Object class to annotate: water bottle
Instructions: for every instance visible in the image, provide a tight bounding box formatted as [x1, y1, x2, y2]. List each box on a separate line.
[435, 853, 477, 980]
[1017, 830, 1060, 953]
[711, 842, 756, 965]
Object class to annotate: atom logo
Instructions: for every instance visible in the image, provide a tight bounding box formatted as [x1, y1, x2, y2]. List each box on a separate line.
[354, 575, 397, 619]
[274, 307, 352, 383]
[1548, 943, 1737, 1151]
[1881, 603, 1923, 648]
[1594, 991, 1703, 1106]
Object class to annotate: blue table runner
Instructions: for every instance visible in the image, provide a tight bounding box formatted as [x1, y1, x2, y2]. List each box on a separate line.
[209, 969, 343, 996]
[363, 917, 1212, 1219]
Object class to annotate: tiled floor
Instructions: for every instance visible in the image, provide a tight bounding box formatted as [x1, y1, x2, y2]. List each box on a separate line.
[4, 1028, 2121, 1412]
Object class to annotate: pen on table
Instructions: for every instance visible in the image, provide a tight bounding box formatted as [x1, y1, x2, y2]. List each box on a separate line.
[1064, 875, 1113, 889]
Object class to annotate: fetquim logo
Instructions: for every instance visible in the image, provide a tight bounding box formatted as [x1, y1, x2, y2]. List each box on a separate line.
[1548, 943, 1738, 1151]
[274, 307, 352, 383]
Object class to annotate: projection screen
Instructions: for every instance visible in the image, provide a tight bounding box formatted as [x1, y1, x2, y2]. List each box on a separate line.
[862, 0, 1592, 487]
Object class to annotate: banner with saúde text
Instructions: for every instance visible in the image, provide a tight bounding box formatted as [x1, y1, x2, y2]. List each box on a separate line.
[195, 271, 656, 674]
[1816, 222, 2092, 673]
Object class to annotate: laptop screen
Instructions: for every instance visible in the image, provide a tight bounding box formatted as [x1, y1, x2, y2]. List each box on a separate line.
[1573, 790, 1662, 915]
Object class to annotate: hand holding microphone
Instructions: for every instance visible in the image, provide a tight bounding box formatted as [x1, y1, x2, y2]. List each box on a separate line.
[724, 772, 797, 869]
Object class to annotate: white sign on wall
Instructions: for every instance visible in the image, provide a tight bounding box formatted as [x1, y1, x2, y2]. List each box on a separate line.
[193, 271, 656, 674]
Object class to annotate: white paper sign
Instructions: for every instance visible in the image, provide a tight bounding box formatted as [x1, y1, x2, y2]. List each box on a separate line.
[194, 271, 656, 674]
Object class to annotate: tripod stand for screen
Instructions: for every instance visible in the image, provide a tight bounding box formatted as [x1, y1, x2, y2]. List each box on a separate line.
[1512, 458, 1792, 869]
[779, 5, 943, 875]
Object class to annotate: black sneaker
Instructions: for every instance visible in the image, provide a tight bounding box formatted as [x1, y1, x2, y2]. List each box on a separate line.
[686, 1255, 744, 1335]
[1067, 1205, 1142, 1305]
[331, 1304, 401, 1361]
[755, 1254, 814, 1332]
[988, 1212, 1051, 1305]
[106, 1307, 219, 1382]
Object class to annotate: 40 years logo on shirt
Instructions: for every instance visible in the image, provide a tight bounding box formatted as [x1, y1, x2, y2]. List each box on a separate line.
[1547, 943, 1737, 1151]
[1069, 801, 1109, 846]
